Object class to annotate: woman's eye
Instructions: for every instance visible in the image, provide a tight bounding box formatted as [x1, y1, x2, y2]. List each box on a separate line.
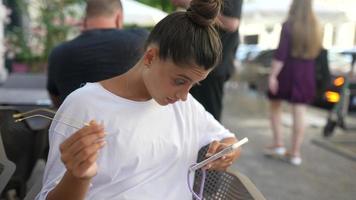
[193, 82, 201, 87]
[174, 79, 186, 85]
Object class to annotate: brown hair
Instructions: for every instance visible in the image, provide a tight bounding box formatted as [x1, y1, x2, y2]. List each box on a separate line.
[86, 0, 122, 18]
[145, 0, 222, 70]
[288, 0, 322, 59]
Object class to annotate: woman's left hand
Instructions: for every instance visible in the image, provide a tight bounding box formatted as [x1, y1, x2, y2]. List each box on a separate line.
[203, 138, 241, 171]
[268, 76, 279, 95]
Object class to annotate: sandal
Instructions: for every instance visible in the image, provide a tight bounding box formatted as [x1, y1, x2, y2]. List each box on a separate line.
[283, 152, 302, 166]
[263, 146, 286, 158]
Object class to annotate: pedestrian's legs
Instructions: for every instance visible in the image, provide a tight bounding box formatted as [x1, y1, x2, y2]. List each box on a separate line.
[290, 103, 306, 157]
[269, 100, 283, 147]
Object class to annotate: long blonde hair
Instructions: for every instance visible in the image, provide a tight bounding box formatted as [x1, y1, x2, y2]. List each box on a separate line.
[287, 0, 322, 59]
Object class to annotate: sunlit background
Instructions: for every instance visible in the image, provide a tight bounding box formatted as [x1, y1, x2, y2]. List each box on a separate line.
[241, 0, 356, 49]
[1, 0, 355, 74]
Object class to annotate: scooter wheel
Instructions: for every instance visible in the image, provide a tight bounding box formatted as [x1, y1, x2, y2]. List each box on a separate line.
[323, 120, 337, 137]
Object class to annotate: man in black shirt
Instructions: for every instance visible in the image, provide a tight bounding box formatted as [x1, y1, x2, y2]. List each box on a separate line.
[172, 0, 243, 121]
[47, 0, 148, 107]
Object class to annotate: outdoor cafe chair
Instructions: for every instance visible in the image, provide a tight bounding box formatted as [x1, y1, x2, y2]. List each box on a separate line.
[0, 129, 16, 195]
[0, 106, 49, 198]
[193, 145, 266, 200]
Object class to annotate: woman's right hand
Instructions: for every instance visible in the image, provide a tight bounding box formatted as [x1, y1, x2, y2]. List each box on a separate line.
[59, 120, 106, 180]
[268, 76, 279, 95]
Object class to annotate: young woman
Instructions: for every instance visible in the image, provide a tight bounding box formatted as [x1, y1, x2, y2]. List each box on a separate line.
[266, 0, 322, 166]
[36, 0, 241, 199]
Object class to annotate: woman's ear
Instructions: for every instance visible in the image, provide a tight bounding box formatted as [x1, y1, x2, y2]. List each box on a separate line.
[143, 47, 158, 68]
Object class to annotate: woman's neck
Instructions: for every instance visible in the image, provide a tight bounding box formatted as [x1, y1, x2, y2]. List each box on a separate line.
[100, 63, 151, 101]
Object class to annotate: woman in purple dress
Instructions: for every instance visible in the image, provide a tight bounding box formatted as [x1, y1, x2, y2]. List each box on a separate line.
[265, 0, 322, 165]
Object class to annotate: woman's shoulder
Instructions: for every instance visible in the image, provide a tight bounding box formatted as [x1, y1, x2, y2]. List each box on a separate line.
[62, 83, 102, 105]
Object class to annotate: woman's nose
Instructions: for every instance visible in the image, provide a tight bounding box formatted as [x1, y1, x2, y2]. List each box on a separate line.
[176, 85, 191, 101]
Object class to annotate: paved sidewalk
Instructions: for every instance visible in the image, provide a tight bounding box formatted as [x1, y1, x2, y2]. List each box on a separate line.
[222, 81, 356, 200]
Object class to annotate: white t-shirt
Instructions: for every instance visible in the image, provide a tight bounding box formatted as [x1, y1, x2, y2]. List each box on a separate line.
[36, 82, 235, 200]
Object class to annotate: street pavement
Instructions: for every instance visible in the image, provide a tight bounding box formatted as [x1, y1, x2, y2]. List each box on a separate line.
[222, 80, 356, 200]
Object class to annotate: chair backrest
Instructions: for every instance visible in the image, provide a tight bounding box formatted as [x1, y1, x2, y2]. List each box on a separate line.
[0, 131, 16, 194]
[194, 145, 266, 200]
[0, 106, 41, 198]
[24, 176, 42, 200]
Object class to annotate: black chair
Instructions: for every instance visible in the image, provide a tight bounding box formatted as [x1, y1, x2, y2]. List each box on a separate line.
[193, 145, 266, 200]
[0, 130, 16, 194]
[0, 106, 49, 199]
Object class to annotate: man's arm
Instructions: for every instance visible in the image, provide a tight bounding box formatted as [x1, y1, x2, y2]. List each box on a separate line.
[217, 15, 240, 33]
[171, 0, 242, 33]
[216, 0, 243, 33]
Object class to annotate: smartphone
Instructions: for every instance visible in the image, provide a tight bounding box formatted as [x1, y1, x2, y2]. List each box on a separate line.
[189, 137, 248, 171]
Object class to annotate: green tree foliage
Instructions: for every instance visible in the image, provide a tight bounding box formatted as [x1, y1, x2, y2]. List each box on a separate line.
[137, 0, 175, 13]
[5, 0, 85, 71]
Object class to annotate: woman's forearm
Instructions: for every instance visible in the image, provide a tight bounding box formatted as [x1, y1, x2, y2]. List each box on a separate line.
[46, 171, 92, 200]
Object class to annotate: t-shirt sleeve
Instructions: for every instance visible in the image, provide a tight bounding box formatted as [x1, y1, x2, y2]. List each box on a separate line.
[222, 0, 243, 18]
[190, 95, 235, 148]
[274, 23, 290, 62]
[35, 92, 90, 200]
[35, 132, 66, 200]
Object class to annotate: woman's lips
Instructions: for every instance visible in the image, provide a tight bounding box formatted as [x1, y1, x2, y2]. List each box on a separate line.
[167, 97, 177, 104]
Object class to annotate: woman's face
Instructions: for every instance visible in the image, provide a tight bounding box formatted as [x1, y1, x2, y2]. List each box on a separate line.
[142, 48, 210, 106]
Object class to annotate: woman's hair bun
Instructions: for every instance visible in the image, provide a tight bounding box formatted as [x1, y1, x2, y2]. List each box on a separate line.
[186, 0, 222, 27]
